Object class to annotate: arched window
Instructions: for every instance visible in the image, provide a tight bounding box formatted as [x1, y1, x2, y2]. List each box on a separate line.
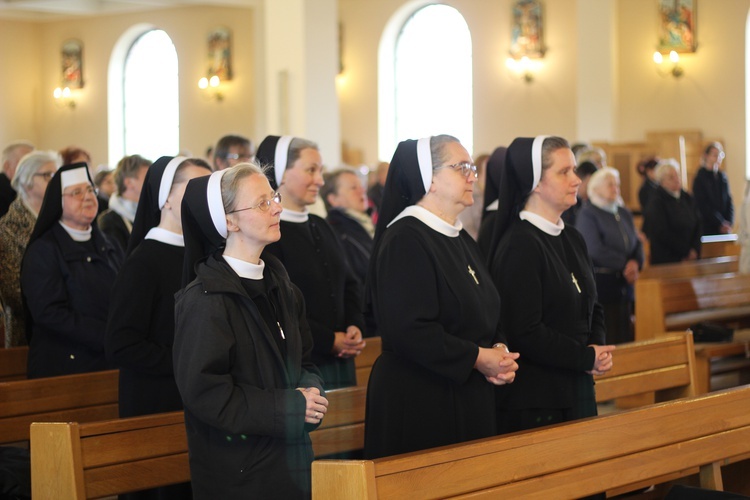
[120, 29, 179, 162]
[379, 3, 473, 160]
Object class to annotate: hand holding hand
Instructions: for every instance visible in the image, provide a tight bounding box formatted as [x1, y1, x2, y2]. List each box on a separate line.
[297, 387, 329, 424]
[475, 345, 520, 385]
[587, 344, 616, 376]
[332, 326, 366, 358]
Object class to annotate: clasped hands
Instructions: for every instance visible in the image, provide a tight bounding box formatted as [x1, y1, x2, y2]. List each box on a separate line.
[587, 344, 616, 376]
[297, 386, 329, 424]
[332, 325, 366, 358]
[475, 343, 520, 386]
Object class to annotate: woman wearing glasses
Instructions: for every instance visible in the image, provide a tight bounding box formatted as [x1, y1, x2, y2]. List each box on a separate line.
[364, 135, 519, 459]
[0, 151, 59, 347]
[21, 162, 122, 378]
[258, 135, 366, 389]
[174, 163, 326, 498]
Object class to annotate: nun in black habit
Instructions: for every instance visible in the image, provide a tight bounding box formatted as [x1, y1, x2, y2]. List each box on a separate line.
[21, 163, 122, 378]
[476, 145, 507, 260]
[257, 135, 366, 389]
[173, 164, 326, 499]
[487, 136, 615, 435]
[363, 135, 518, 460]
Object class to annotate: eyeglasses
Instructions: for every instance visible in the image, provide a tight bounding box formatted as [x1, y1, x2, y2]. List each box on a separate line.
[225, 153, 253, 162]
[227, 192, 282, 214]
[63, 185, 98, 200]
[440, 161, 478, 179]
[33, 172, 55, 181]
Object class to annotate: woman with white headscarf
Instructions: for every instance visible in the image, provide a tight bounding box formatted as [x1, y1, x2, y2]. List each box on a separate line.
[488, 136, 614, 435]
[21, 162, 122, 377]
[363, 135, 518, 460]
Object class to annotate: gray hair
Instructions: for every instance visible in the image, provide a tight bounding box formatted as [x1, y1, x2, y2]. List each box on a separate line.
[2, 141, 35, 174]
[286, 138, 319, 170]
[654, 158, 680, 185]
[586, 166, 620, 200]
[220, 161, 268, 213]
[429, 134, 461, 168]
[12, 150, 61, 195]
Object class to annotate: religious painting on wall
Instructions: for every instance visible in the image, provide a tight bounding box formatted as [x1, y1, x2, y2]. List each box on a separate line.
[61, 39, 83, 89]
[207, 27, 232, 81]
[657, 0, 696, 53]
[509, 0, 544, 59]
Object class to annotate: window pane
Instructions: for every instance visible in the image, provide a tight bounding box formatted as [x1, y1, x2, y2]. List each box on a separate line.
[394, 5, 473, 154]
[124, 30, 179, 161]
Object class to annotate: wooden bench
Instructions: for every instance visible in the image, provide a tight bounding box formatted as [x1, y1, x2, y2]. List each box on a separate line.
[693, 328, 750, 394]
[312, 385, 750, 499]
[0, 369, 119, 445]
[701, 233, 740, 259]
[0, 345, 28, 382]
[640, 255, 738, 280]
[355, 336, 381, 387]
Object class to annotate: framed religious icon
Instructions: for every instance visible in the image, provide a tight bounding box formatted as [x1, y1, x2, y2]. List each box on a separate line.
[657, 0, 696, 53]
[510, 0, 544, 59]
[207, 27, 232, 81]
[61, 39, 83, 89]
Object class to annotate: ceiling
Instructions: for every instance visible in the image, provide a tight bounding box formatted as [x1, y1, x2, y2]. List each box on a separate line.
[0, 0, 258, 20]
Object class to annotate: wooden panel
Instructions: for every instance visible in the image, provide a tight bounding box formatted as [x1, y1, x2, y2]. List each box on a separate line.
[595, 365, 691, 402]
[640, 256, 738, 280]
[84, 453, 190, 499]
[316, 386, 366, 429]
[312, 460, 377, 500]
[30, 422, 85, 500]
[1, 404, 118, 445]
[311, 424, 365, 458]
[0, 346, 28, 382]
[80, 422, 188, 468]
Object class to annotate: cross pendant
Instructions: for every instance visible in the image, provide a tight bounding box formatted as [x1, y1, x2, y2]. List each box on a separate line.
[571, 273, 581, 293]
[468, 265, 479, 285]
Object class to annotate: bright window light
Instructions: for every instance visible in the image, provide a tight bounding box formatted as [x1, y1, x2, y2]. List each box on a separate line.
[393, 4, 473, 155]
[123, 30, 179, 161]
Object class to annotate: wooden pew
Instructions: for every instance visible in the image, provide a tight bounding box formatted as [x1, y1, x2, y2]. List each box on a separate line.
[701, 233, 740, 259]
[0, 345, 28, 382]
[0, 369, 118, 445]
[640, 255, 738, 280]
[312, 386, 750, 499]
[355, 336, 381, 387]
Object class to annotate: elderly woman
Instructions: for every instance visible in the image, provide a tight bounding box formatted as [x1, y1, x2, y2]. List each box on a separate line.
[576, 167, 643, 344]
[97, 154, 151, 253]
[364, 135, 518, 459]
[21, 163, 122, 378]
[0, 151, 59, 347]
[643, 159, 702, 265]
[693, 142, 733, 236]
[173, 164, 326, 499]
[488, 136, 614, 434]
[257, 135, 366, 389]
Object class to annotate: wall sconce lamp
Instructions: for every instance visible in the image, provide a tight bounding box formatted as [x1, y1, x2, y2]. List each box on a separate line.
[53, 86, 76, 109]
[505, 56, 538, 84]
[653, 50, 684, 78]
[198, 75, 224, 101]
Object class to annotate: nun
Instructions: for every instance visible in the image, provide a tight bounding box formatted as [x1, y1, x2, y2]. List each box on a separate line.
[21, 162, 122, 378]
[257, 135, 366, 389]
[363, 135, 518, 460]
[476, 146, 507, 260]
[487, 136, 614, 435]
[173, 163, 326, 499]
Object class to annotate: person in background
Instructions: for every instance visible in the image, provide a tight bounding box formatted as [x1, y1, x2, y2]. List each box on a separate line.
[477, 146, 507, 260]
[367, 161, 389, 221]
[97, 154, 151, 253]
[458, 152, 490, 240]
[637, 156, 660, 213]
[576, 145, 607, 169]
[488, 135, 614, 435]
[258, 135, 366, 389]
[93, 166, 115, 199]
[576, 167, 643, 344]
[0, 151, 59, 347]
[21, 163, 121, 377]
[212, 134, 254, 171]
[0, 141, 34, 217]
[106, 156, 210, 500]
[692, 141, 733, 236]
[364, 135, 518, 459]
[561, 160, 598, 227]
[174, 164, 326, 499]
[642, 159, 702, 265]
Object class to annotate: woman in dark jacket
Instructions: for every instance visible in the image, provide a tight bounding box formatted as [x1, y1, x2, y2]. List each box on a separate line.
[643, 159, 702, 265]
[173, 163, 326, 499]
[21, 162, 122, 378]
[576, 167, 643, 344]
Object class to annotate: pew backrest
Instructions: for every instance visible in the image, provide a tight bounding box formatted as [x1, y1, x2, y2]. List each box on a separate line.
[0, 345, 28, 382]
[640, 256, 738, 280]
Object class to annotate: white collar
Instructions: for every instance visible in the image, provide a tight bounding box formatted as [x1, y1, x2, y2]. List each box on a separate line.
[520, 210, 565, 236]
[223, 255, 265, 280]
[59, 220, 92, 241]
[280, 207, 309, 223]
[387, 205, 462, 237]
[144, 227, 184, 247]
[486, 199, 499, 212]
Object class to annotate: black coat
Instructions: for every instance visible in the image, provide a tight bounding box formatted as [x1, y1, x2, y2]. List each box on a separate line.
[173, 253, 324, 499]
[638, 179, 658, 213]
[692, 167, 734, 235]
[263, 215, 364, 389]
[21, 223, 121, 378]
[105, 240, 184, 417]
[643, 187, 702, 264]
[97, 209, 131, 254]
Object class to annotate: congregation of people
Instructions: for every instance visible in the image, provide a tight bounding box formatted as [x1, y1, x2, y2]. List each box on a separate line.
[0, 131, 742, 498]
